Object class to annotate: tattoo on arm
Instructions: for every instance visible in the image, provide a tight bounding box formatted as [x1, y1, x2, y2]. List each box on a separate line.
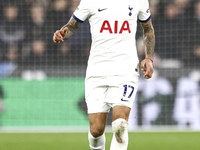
[140, 19, 155, 60]
[61, 17, 81, 40]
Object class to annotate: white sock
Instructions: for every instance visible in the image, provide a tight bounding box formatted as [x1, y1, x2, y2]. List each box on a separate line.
[110, 118, 128, 150]
[88, 132, 106, 150]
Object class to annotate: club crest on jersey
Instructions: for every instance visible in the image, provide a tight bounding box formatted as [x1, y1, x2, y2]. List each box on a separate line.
[128, 6, 133, 16]
[100, 20, 131, 34]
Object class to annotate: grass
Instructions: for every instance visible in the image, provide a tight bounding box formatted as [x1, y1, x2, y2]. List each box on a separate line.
[0, 132, 200, 150]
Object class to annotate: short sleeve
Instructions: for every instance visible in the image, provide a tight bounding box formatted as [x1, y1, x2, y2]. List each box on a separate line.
[73, 0, 91, 23]
[138, 0, 151, 23]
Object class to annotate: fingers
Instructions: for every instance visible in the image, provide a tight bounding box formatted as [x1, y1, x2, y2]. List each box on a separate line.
[63, 28, 68, 34]
[144, 63, 153, 79]
[144, 66, 152, 79]
[60, 28, 68, 37]
[141, 60, 153, 79]
[53, 30, 64, 43]
[141, 61, 145, 71]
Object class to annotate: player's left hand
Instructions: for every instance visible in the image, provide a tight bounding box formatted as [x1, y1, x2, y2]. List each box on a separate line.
[141, 58, 153, 79]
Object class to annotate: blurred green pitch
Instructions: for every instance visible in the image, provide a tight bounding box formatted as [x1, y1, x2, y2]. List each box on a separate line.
[0, 132, 200, 150]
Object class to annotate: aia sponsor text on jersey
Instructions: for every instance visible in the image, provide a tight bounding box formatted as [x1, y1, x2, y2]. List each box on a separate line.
[100, 20, 131, 34]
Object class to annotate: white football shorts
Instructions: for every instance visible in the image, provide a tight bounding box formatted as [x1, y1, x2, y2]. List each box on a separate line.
[85, 75, 139, 114]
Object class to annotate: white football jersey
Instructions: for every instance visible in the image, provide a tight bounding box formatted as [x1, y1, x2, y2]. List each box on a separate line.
[73, 0, 151, 77]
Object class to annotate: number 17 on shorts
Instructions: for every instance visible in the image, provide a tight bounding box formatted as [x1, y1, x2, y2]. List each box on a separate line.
[121, 85, 135, 102]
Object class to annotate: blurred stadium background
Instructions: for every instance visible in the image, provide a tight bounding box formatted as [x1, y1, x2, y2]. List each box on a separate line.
[0, 0, 200, 149]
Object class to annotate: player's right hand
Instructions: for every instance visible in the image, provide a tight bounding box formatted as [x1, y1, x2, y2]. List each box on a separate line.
[53, 28, 68, 43]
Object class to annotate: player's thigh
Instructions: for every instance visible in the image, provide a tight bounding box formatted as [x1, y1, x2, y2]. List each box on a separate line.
[89, 113, 108, 137]
[112, 105, 131, 122]
[85, 77, 111, 114]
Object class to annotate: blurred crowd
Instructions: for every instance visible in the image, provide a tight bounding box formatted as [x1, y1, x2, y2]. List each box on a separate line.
[0, 0, 90, 70]
[137, 0, 200, 68]
[0, 0, 200, 70]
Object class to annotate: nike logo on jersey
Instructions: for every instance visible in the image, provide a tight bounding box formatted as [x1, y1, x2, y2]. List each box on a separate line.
[121, 98, 129, 102]
[146, 8, 150, 13]
[98, 8, 107, 12]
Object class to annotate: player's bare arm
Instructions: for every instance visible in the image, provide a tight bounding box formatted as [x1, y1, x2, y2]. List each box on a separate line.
[53, 17, 81, 43]
[140, 19, 155, 79]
